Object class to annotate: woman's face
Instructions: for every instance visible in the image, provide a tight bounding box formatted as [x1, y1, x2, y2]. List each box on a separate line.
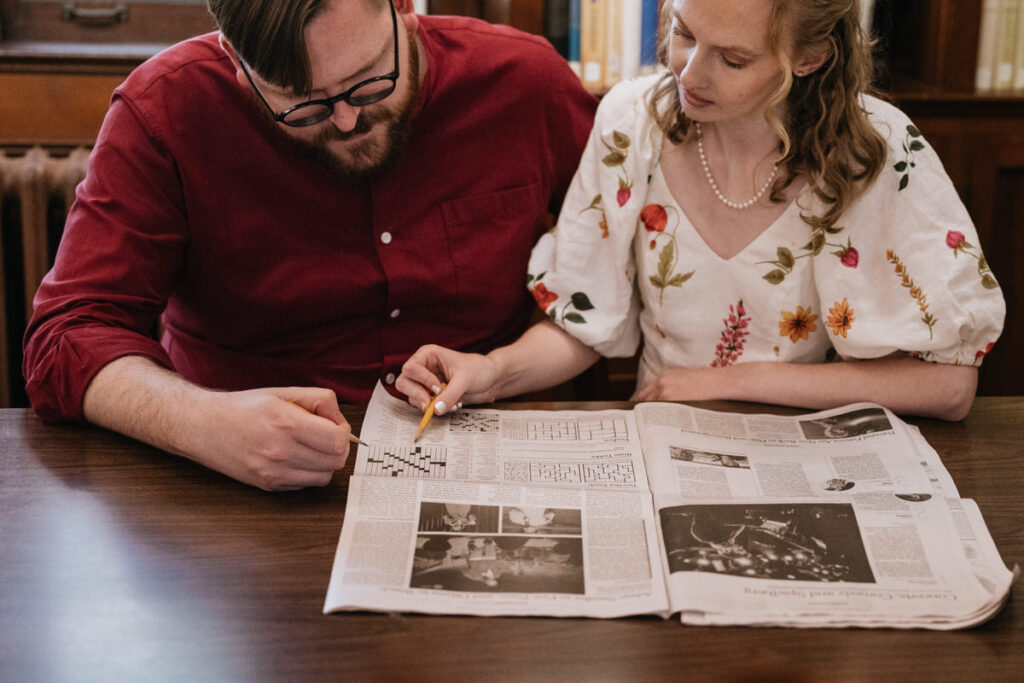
[668, 0, 788, 126]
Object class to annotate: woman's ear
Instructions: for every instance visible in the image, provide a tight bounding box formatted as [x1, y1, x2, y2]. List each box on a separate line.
[793, 45, 830, 77]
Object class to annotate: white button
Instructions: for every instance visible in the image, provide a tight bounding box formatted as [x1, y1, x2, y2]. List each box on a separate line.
[380, 232, 392, 244]
[385, 373, 396, 385]
[390, 308, 401, 319]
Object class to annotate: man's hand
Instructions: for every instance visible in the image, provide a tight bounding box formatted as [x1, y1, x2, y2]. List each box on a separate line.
[187, 386, 352, 491]
[83, 356, 352, 491]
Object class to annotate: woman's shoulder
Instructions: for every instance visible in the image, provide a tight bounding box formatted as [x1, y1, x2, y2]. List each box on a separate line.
[595, 73, 661, 122]
[860, 93, 919, 144]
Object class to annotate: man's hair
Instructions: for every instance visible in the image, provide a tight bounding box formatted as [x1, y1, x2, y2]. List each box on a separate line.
[208, 0, 326, 93]
[646, 0, 886, 235]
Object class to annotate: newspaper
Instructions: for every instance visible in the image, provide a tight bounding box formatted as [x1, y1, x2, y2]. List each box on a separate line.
[324, 384, 1015, 628]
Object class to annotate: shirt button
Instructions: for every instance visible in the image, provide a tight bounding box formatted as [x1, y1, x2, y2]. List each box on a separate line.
[390, 308, 401, 319]
[385, 373, 396, 385]
[380, 232, 392, 244]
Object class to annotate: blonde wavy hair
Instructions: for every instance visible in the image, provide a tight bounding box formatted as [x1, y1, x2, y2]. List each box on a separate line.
[646, 0, 887, 234]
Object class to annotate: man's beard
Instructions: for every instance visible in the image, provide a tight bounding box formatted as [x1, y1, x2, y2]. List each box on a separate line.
[260, 31, 420, 181]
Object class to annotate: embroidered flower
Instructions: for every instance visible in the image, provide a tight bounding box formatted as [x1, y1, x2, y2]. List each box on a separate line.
[598, 212, 609, 239]
[840, 246, 859, 268]
[975, 341, 995, 361]
[827, 298, 855, 338]
[778, 306, 818, 343]
[640, 204, 668, 233]
[946, 230, 967, 251]
[711, 300, 751, 367]
[531, 283, 558, 311]
[616, 180, 632, 207]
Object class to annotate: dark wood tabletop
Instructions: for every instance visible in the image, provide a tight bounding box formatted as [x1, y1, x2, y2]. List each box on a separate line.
[2, 397, 1022, 682]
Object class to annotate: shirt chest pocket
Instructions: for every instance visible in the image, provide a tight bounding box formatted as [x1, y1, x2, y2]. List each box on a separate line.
[439, 182, 547, 307]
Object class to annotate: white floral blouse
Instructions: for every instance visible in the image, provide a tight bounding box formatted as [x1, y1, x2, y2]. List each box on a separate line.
[527, 74, 1005, 390]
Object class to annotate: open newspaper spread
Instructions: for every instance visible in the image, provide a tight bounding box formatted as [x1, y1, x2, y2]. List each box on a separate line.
[324, 384, 1014, 628]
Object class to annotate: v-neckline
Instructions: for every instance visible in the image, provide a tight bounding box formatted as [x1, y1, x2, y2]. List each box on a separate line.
[651, 163, 805, 263]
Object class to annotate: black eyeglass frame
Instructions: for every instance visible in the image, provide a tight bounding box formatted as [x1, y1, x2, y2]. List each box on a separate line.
[238, 0, 399, 128]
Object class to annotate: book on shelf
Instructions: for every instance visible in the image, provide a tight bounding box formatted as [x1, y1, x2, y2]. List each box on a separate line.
[994, 0, 1021, 92]
[324, 383, 1014, 628]
[567, 0, 582, 75]
[1016, 0, 1024, 89]
[639, 0, 659, 74]
[579, 0, 607, 89]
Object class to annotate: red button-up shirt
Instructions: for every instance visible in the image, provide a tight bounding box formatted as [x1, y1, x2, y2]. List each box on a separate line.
[24, 17, 597, 420]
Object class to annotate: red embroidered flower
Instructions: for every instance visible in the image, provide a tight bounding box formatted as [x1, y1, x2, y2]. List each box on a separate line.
[840, 246, 859, 268]
[946, 231, 966, 250]
[531, 283, 558, 310]
[975, 341, 995, 360]
[640, 204, 668, 233]
[617, 180, 632, 207]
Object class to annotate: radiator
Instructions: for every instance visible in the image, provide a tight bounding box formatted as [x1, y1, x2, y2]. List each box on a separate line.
[0, 146, 91, 407]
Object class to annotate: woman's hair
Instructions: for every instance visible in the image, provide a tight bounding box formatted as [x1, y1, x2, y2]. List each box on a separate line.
[646, 0, 887, 234]
[208, 0, 389, 94]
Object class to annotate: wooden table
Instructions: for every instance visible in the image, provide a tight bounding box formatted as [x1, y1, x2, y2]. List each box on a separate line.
[2, 398, 1022, 682]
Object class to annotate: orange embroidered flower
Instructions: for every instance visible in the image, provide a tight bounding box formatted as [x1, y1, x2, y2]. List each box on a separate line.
[778, 306, 818, 343]
[598, 212, 609, 239]
[827, 298, 855, 338]
[531, 283, 558, 311]
[640, 204, 668, 233]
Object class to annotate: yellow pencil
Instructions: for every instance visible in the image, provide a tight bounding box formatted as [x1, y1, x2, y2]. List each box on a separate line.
[287, 401, 368, 446]
[414, 383, 446, 442]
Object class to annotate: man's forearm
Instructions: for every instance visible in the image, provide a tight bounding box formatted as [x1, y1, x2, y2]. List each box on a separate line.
[82, 355, 212, 458]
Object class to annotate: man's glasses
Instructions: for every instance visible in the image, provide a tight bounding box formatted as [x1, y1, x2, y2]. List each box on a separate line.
[238, 0, 399, 128]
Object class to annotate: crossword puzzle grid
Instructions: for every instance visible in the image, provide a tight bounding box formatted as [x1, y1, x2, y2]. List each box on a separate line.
[502, 417, 630, 442]
[364, 445, 447, 478]
[504, 461, 636, 485]
[450, 411, 499, 433]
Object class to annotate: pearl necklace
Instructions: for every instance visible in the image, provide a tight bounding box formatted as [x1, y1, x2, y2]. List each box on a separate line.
[695, 122, 778, 210]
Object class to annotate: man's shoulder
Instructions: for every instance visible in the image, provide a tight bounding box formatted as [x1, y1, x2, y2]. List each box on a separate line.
[117, 32, 230, 101]
[418, 15, 569, 74]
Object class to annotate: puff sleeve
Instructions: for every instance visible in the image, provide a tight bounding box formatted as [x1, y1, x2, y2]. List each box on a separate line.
[526, 76, 660, 358]
[810, 96, 1005, 366]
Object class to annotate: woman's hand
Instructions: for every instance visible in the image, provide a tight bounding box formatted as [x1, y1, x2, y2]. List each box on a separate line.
[633, 366, 727, 402]
[396, 344, 504, 414]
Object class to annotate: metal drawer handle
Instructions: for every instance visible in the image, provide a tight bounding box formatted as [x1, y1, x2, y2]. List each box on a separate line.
[61, 3, 131, 26]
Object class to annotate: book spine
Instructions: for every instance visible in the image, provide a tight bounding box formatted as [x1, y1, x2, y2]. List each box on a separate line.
[621, 0, 642, 81]
[639, 0, 659, 73]
[993, 0, 1021, 91]
[1015, 0, 1024, 89]
[976, 0, 1000, 91]
[580, 0, 608, 90]
[604, 0, 623, 88]
[568, 0, 582, 75]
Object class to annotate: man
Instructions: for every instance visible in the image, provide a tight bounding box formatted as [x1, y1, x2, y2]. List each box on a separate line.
[22, 0, 596, 491]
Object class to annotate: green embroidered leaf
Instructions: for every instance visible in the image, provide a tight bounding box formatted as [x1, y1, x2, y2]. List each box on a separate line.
[763, 269, 786, 285]
[978, 254, 988, 271]
[535, 271, 546, 281]
[907, 125, 921, 137]
[565, 312, 587, 324]
[602, 151, 627, 167]
[825, 225, 844, 234]
[548, 308, 557, 321]
[809, 231, 825, 255]
[649, 274, 666, 288]
[893, 161, 908, 172]
[898, 174, 909, 191]
[612, 131, 631, 149]
[981, 274, 999, 289]
[571, 292, 595, 311]
[526, 274, 534, 284]
[657, 241, 675, 283]
[667, 270, 695, 287]
[909, 140, 925, 151]
[776, 246, 795, 269]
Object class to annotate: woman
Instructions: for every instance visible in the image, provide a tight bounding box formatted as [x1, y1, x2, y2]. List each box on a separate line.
[397, 0, 1004, 420]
